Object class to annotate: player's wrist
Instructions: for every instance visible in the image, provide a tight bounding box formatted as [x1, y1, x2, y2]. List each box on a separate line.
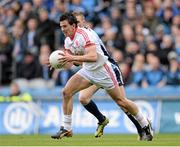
[72, 55, 81, 62]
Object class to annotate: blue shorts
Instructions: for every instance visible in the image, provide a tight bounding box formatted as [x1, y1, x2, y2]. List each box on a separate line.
[111, 62, 124, 86]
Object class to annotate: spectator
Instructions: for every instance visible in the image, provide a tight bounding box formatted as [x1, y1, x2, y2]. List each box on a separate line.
[68, 0, 88, 19]
[129, 53, 146, 87]
[174, 35, 180, 63]
[3, 7, 17, 32]
[171, 19, 180, 38]
[142, 1, 160, 35]
[16, 52, 42, 79]
[11, 1, 22, 16]
[120, 24, 135, 52]
[0, 0, 179, 87]
[135, 23, 147, 53]
[101, 16, 118, 47]
[8, 82, 32, 102]
[119, 61, 131, 84]
[122, 0, 138, 28]
[173, 0, 180, 16]
[154, 25, 164, 49]
[158, 34, 174, 65]
[39, 44, 53, 80]
[143, 55, 166, 88]
[31, 0, 45, 16]
[159, 7, 173, 34]
[0, 31, 13, 85]
[49, 0, 67, 24]
[82, 0, 96, 13]
[145, 35, 158, 55]
[0, 24, 7, 36]
[22, 17, 39, 55]
[36, 8, 55, 49]
[20, 1, 36, 21]
[157, 0, 180, 17]
[172, 16, 180, 62]
[156, 0, 174, 18]
[0, 6, 6, 24]
[93, 0, 112, 17]
[11, 19, 26, 63]
[109, 6, 122, 30]
[49, 0, 68, 48]
[0, 82, 32, 102]
[125, 41, 140, 66]
[166, 52, 180, 85]
[22, 2, 33, 15]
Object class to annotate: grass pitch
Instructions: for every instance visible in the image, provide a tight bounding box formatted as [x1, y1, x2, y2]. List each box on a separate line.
[0, 134, 180, 146]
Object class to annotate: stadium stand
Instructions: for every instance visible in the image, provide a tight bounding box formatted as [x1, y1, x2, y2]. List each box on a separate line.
[0, 0, 180, 134]
[0, 0, 179, 88]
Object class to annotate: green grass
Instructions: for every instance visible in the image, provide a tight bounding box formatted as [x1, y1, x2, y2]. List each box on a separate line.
[0, 134, 180, 146]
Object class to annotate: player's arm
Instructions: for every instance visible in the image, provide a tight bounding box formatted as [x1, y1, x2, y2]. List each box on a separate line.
[72, 44, 97, 62]
[64, 48, 82, 66]
[60, 44, 97, 63]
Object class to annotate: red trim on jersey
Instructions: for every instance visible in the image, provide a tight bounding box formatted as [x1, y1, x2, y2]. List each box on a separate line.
[76, 28, 91, 45]
[84, 43, 95, 48]
[103, 63, 118, 86]
[70, 28, 77, 40]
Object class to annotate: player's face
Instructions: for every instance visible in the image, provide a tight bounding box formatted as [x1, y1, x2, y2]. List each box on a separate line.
[60, 20, 76, 37]
[76, 15, 85, 27]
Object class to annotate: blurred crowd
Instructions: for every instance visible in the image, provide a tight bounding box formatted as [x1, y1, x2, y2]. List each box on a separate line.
[0, 0, 179, 88]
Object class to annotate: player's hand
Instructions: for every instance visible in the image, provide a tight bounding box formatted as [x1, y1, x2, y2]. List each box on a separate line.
[58, 51, 74, 63]
[45, 59, 53, 70]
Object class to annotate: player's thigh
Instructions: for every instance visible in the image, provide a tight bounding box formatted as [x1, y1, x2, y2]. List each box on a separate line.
[64, 73, 92, 95]
[106, 85, 126, 101]
[79, 85, 99, 100]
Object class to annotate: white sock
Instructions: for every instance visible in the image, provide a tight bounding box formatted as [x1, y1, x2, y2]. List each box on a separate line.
[134, 111, 148, 128]
[63, 115, 72, 131]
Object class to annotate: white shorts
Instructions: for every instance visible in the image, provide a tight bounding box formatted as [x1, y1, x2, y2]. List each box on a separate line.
[77, 61, 118, 90]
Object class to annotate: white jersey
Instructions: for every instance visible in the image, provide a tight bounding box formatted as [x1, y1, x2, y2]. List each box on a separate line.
[88, 28, 106, 49]
[88, 28, 117, 65]
[64, 27, 108, 70]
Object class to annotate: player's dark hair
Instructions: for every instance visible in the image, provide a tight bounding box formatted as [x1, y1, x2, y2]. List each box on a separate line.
[60, 12, 78, 27]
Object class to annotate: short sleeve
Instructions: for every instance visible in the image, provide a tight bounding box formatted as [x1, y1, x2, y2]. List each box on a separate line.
[77, 29, 95, 48]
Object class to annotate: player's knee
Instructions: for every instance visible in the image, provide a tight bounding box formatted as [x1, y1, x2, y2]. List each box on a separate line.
[79, 96, 89, 105]
[62, 88, 72, 98]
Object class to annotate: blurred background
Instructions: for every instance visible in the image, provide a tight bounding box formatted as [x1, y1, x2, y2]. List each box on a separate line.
[0, 0, 179, 135]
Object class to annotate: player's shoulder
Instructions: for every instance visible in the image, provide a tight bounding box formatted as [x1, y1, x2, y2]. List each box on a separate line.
[76, 27, 91, 35]
[65, 37, 70, 42]
[64, 37, 72, 46]
[76, 27, 93, 42]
